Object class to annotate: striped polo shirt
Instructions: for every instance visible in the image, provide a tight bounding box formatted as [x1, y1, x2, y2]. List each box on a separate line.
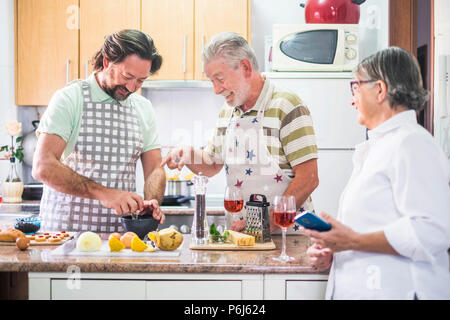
[206, 77, 318, 173]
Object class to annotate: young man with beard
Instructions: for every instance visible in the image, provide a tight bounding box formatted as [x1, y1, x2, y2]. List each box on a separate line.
[33, 29, 166, 232]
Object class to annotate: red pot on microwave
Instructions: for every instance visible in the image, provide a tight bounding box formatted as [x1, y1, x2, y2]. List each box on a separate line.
[301, 0, 366, 24]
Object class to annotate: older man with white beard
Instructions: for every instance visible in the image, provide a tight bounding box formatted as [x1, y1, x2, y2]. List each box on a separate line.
[162, 32, 319, 234]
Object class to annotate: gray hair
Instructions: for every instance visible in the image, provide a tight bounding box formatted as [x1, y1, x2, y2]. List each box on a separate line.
[202, 32, 259, 71]
[355, 46, 429, 111]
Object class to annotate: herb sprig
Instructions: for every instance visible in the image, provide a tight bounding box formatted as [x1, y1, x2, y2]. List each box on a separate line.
[209, 223, 230, 243]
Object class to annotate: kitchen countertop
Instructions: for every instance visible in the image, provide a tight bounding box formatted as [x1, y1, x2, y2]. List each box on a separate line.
[0, 200, 225, 215]
[0, 233, 326, 275]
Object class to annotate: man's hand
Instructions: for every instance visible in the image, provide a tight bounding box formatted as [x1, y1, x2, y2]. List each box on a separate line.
[98, 189, 144, 215]
[161, 147, 190, 171]
[306, 243, 333, 271]
[141, 199, 165, 225]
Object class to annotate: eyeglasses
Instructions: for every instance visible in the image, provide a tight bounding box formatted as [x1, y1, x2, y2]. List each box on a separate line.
[350, 80, 377, 96]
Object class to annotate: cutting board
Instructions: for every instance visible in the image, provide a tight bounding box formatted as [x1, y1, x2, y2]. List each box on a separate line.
[50, 240, 182, 257]
[189, 240, 276, 251]
[0, 232, 75, 246]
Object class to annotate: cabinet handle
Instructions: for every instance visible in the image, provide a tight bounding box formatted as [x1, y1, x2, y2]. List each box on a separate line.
[66, 59, 70, 84]
[85, 59, 89, 78]
[201, 35, 205, 73]
[183, 34, 187, 73]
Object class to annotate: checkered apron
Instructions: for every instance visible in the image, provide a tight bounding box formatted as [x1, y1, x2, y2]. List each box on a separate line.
[40, 80, 143, 232]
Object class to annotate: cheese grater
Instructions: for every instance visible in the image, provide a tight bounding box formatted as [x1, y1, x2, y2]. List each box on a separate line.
[244, 194, 271, 243]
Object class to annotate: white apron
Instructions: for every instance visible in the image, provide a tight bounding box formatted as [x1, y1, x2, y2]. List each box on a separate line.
[39, 80, 143, 233]
[223, 80, 314, 234]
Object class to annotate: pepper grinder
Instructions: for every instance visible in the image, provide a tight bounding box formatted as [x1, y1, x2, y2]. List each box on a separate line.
[191, 173, 209, 245]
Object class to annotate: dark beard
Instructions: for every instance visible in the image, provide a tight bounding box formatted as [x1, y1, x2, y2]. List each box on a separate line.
[103, 84, 132, 101]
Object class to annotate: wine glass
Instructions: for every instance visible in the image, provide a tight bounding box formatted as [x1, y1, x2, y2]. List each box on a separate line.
[224, 186, 244, 230]
[272, 195, 296, 262]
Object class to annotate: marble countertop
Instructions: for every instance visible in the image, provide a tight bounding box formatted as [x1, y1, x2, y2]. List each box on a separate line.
[0, 233, 326, 275]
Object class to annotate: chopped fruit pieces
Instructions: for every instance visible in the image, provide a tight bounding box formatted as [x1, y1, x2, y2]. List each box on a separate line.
[130, 235, 148, 252]
[108, 235, 125, 252]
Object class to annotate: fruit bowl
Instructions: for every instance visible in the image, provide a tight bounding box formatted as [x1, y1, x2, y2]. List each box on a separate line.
[14, 217, 41, 234]
[121, 214, 159, 239]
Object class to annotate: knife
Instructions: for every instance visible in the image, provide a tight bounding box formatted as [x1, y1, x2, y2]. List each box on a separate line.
[59, 232, 81, 254]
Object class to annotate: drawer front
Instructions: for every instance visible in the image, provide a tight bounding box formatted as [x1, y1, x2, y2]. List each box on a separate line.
[51, 279, 146, 300]
[286, 280, 328, 300]
[146, 280, 242, 300]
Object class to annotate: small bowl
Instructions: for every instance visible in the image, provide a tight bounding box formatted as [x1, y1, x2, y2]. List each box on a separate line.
[14, 217, 41, 234]
[121, 214, 159, 239]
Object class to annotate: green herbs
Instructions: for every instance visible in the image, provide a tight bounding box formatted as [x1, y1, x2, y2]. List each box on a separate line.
[209, 223, 230, 243]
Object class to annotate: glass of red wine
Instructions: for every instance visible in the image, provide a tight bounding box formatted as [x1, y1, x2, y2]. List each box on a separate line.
[272, 195, 296, 262]
[224, 186, 244, 230]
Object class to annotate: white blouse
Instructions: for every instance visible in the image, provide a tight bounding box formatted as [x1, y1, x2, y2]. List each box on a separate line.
[326, 110, 450, 300]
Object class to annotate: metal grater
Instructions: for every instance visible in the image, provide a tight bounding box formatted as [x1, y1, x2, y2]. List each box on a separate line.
[244, 194, 272, 243]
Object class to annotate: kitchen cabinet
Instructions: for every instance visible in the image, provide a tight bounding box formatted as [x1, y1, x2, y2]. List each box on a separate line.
[141, 0, 195, 80]
[29, 272, 327, 300]
[264, 274, 329, 300]
[29, 272, 264, 300]
[15, 0, 78, 106]
[141, 0, 250, 81]
[15, 0, 140, 106]
[79, 0, 141, 78]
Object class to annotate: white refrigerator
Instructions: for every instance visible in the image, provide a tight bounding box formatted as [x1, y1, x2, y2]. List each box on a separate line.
[267, 73, 367, 217]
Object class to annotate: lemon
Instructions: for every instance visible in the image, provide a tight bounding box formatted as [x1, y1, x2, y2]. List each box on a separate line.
[147, 231, 160, 248]
[130, 235, 148, 252]
[108, 235, 125, 252]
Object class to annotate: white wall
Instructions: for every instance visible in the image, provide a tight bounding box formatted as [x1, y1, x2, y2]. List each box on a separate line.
[0, 0, 18, 180]
[433, 0, 450, 161]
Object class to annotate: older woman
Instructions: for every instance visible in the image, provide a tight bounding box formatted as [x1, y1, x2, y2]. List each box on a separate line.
[302, 47, 450, 300]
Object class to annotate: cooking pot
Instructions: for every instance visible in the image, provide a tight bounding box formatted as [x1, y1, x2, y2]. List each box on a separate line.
[300, 0, 366, 24]
[22, 120, 40, 167]
[162, 179, 194, 205]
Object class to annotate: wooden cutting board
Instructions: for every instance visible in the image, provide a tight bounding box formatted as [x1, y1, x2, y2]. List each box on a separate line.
[189, 240, 276, 251]
[0, 232, 75, 246]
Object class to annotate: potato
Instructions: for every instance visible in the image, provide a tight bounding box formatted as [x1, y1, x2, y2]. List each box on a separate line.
[158, 228, 183, 251]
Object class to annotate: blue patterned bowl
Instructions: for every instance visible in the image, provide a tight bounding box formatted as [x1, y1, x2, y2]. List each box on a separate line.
[14, 217, 41, 234]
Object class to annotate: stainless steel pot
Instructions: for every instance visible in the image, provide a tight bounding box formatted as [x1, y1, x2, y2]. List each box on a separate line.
[163, 180, 194, 206]
[165, 180, 193, 197]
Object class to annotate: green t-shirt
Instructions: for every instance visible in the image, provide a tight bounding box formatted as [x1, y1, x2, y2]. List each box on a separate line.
[37, 73, 160, 160]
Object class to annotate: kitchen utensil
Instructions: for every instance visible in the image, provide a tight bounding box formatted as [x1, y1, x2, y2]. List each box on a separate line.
[121, 214, 159, 239]
[300, 0, 366, 24]
[14, 216, 41, 234]
[51, 240, 182, 257]
[161, 195, 194, 206]
[191, 174, 209, 246]
[189, 239, 276, 251]
[165, 179, 193, 196]
[244, 194, 272, 243]
[22, 120, 40, 167]
[22, 183, 43, 200]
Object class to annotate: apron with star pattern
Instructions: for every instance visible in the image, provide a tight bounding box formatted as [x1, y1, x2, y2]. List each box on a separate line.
[39, 80, 144, 233]
[223, 81, 314, 234]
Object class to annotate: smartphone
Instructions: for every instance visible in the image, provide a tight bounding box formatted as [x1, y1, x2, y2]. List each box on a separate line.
[294, 211, 332, 232]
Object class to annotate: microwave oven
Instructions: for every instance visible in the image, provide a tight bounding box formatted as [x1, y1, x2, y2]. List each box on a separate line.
[272, 24, 359, 72]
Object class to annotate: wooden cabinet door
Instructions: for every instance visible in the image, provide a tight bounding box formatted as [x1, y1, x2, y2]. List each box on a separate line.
[194, 0, 249, 80]
[79, 0, 140, 79]
[16, 0, 79, 106]
[142, 0, 194, 80]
